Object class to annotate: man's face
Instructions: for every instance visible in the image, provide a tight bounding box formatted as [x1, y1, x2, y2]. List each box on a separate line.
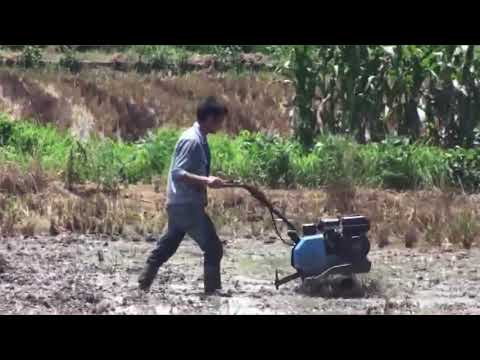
[205, 115, 224, 134]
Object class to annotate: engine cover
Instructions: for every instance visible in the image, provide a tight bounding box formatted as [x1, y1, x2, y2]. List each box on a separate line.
[292, 231, 371, 278]
[293, 234, 334, 277]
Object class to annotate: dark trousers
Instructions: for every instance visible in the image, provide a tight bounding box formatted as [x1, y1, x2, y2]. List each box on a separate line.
[144, 204, 223, 291]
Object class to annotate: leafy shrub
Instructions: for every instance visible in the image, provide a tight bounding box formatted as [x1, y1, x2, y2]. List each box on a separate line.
[65, 141, 88, 190]
[59, 48, 82, 73]
[0, 118, 14, 145]
[1, 113, 480, 192]
[446, 147, 480, 192]
[20, 46, 43, 68]
[135, 46, 190, 73]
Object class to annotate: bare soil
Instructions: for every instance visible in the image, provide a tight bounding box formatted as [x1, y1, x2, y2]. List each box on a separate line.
[0, 68, 292, 140]
[1, 232, 479, 315]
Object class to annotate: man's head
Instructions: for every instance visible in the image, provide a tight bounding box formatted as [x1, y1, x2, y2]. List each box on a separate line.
[197, 96, 228, 134]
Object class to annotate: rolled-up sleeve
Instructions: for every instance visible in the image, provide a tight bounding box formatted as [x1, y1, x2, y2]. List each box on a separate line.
[171, 139, 202, 181]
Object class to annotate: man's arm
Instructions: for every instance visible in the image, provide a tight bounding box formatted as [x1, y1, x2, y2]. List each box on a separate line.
[171, 139, 226, 189]
[180, 172, 225, 189]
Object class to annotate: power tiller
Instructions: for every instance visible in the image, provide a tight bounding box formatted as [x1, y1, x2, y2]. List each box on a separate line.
[223, 181, 372, 289]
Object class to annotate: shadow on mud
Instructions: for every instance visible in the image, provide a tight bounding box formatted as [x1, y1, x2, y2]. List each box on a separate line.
[296, 275, 383, 299]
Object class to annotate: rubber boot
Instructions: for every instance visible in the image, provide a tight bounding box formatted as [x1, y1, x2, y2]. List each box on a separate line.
[138, 263, 160, 292]
[204, 265, 231, 297]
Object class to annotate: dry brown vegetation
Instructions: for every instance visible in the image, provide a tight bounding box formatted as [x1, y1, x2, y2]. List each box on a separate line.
[1, 163, 479, 250]
[0, 68, 293, 140]
[0, 161, 48, 195]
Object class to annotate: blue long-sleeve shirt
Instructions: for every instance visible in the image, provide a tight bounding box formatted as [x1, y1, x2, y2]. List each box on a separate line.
[166, 122, 211, 207]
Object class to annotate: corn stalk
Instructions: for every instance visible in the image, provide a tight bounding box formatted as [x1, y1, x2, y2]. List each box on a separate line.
[287, 45, 480, 149]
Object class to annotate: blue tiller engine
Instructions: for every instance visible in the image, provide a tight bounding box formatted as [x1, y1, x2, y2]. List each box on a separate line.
[275, 216, 371, 289]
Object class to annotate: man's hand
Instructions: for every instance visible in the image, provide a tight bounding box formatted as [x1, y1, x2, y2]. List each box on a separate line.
[178, 172, 227, 189]
[206, 176, 227, 189]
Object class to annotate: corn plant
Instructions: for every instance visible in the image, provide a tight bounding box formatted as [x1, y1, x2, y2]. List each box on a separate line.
[290, 46, 322, 149]
[286, 45, 480, 149]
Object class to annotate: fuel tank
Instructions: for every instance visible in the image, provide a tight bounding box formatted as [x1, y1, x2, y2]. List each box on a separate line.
[292, 234, 335, 277]
[292, 233, 371, 278]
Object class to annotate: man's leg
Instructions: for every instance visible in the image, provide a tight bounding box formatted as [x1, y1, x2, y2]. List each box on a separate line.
[138, 222, 185, 292]
[203, 215, 223, 292]
[187, 211, 224, 294]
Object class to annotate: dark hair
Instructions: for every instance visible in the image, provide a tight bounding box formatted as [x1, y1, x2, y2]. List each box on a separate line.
[197, 96, 228, 123]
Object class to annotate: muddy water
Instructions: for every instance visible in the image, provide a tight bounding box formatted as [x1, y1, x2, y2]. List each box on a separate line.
[0, 234, 479, 315]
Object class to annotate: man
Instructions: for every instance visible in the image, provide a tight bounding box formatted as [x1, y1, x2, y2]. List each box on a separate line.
[138, 97, 229, 295]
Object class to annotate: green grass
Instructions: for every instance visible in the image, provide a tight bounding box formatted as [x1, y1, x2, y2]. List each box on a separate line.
[1, 113, 479, 192]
